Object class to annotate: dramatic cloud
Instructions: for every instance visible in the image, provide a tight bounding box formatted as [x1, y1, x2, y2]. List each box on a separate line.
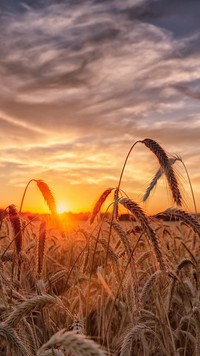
[0, 0, 200, 212]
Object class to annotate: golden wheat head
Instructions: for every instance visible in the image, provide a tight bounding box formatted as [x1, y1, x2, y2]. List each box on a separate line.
[90, 187, 114, 224]
[141, 138, 182, 206]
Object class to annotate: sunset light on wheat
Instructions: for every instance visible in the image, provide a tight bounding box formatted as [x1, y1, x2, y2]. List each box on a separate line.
[0, 0, 200, 355]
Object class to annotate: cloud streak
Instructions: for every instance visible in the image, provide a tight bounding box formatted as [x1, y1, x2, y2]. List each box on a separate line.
[0, 0, 200, 212]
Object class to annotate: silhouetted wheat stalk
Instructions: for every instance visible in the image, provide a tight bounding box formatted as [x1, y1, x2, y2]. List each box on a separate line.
[143, 157, 178, 202]
[90, 187, 114, 224]
[19, 179, 57, 215]
[113, 188, 119, 220]
[141, 139, 182, 206]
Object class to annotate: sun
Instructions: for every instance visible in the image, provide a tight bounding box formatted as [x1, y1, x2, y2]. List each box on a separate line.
[56, 201, 68, 214]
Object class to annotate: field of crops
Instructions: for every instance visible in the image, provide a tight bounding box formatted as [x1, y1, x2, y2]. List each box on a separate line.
[1, 139, 200, 356]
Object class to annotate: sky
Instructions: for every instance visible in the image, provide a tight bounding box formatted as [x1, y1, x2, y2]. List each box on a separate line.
[0, 0, 200, 214]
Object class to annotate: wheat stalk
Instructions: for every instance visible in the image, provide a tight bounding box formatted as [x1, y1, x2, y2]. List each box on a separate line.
[113, 188, 119, 220]
[119, 197, 166, 271]
[19, 179, 57, 215]
[6, 294, 57, 328]
[0, 322, 29, 355]
[37, 220, 46, 277]
[143, 157, 178, 202]
[141, 139, 182, 206]
[141, 271, 162, 304]
[107, 219, 139, 306]
[40, 350, 65, 356]
[36, 180, 57, 215]
[20, 318, 38, 355]
[168, 259, 195, 311]
[90, 188, 114, 224]
[38, 329, 106, 356]
[8, 205, 22, 256]
[163, 208, 200, 236]
[119, 323, 163, 356]
[193, 306, 200, 356]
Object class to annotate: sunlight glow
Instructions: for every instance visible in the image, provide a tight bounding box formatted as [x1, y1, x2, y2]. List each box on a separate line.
[57, 201, 68, 214]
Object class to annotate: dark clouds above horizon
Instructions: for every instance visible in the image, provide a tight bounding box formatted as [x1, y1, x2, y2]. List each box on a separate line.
[0, 0, 200, 211]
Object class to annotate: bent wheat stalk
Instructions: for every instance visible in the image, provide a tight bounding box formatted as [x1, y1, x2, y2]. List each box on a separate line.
[117, 138, 182, 207]
[141, 139, 182, 206]
[19, 179, 57, 215]
[6, 294, 57, 328]
[119, 197, 166, 271]
[162, 208, 200, 236]
[143, 157, 178, 202]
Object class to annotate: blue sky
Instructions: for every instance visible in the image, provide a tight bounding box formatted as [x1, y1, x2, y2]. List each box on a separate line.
[0, 0, 200, 212]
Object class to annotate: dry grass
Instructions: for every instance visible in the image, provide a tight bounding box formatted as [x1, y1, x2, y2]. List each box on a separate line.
[1, 138, 200, 355]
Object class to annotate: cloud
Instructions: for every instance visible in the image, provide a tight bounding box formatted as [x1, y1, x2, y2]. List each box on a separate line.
[0, 0, 200, 211]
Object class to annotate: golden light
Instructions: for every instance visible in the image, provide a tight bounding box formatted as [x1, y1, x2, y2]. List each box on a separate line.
[56, 201, 68, 214]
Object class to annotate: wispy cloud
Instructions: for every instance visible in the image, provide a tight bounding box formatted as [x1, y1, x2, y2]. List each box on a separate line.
[0, 0, 200, 211]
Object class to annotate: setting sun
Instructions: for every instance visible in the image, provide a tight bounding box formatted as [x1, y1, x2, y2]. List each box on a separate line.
[56, 201, 68, 214]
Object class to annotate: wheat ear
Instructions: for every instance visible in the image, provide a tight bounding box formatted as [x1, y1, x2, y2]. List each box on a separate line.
[141, 139, 182, 206]
[141, 271, 162, 304]
[163, 208, 200, 236]
[113, 188, 119, 220]
[120, 324, 162, 356]
[0, 322, 29, 355]
[20, 179, 57, 215]
[168, 259, 195, 311]
[8, 204, 23, 281]
[143, 157, 178, 202]
[38, 329, 106, 356]
[119, 197, 166, 271]
[6, 294, 57, 328]
[40, 350, 65, 356]
[8, 205, 22, 255]
[90, 187, 114, 224]
[36, 180, 57, 215]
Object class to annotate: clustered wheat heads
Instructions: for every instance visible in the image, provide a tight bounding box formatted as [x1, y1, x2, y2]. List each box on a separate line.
[0, 138, 199, 355]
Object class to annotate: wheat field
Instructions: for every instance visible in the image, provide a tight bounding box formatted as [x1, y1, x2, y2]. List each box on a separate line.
[0, 139, 200, 356]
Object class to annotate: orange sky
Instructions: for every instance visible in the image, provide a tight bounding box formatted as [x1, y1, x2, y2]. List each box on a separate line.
[0, 0, 200, 215]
